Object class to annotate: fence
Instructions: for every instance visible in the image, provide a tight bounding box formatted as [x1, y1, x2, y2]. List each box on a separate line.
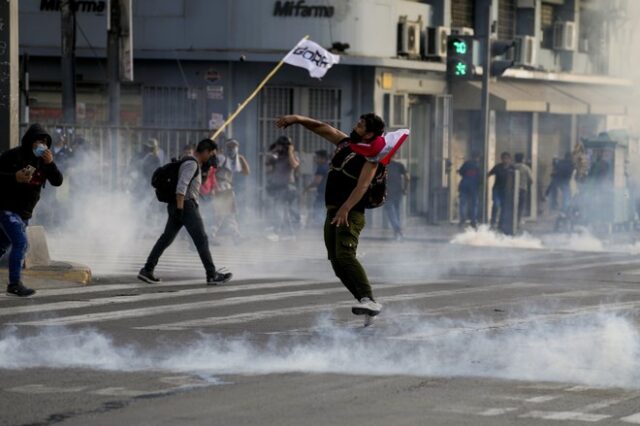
[19, 124, 211, 189]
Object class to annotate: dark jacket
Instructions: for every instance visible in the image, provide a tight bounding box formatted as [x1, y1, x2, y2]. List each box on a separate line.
[0, 123, 63, 219]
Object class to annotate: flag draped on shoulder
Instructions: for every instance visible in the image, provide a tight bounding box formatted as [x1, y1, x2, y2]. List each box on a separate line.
[283, 38, 340, 79]
[349, 129, 410, 165]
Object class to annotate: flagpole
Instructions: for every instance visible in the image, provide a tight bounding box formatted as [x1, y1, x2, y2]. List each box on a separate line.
[210, 35, 310, 142]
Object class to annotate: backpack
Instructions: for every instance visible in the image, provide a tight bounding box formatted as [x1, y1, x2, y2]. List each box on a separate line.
[151, 158, 198, 203]
[365, 163, 388, 209]
[333, 150, 388, 209]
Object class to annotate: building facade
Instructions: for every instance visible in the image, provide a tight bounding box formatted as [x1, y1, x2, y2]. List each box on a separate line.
[17, 0, 636, 224]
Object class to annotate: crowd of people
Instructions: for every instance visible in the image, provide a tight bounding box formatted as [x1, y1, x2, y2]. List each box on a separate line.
[1, 115, 394, 327]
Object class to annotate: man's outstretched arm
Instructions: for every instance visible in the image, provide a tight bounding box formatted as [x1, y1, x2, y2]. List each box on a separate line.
[276, 115, 347, 145]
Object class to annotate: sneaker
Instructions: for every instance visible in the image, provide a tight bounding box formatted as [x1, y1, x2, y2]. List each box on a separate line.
[137, 268, 161, 284]
[351, 297, 382, 316]
[363, 314, 376, 327]
[206, 271, 233, 285]
[6, 282, 36, 297]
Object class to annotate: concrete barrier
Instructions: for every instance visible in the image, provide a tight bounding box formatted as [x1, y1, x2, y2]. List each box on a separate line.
[0, 225, 92, 285]
[25, 225, 51, 268]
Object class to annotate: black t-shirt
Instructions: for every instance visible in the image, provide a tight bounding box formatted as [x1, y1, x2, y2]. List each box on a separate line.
[325, 139, 370, 212]
[489, 163, 511, 190]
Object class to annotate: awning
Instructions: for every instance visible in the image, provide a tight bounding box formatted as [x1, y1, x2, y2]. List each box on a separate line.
[452, 80, 630, 115]
[549, 84, 628, 115]
[452, 81, 547, 112]
[510, 81, 589, 114]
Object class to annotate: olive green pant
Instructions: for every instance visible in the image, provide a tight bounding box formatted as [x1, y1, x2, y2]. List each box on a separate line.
[324, 208, 373, 301]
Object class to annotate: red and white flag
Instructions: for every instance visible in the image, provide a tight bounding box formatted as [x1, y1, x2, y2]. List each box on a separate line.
[349, 129, 410, 165]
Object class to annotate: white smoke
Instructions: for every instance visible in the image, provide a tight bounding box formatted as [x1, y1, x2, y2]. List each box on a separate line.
[451, 225, 543, 249]
[1, 311, 639, 389]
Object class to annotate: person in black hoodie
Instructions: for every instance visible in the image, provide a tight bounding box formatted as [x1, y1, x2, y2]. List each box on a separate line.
[0, 124, 63, 297]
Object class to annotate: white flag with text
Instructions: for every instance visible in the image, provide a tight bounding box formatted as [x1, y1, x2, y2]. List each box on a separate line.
[283, 38, 340, 79]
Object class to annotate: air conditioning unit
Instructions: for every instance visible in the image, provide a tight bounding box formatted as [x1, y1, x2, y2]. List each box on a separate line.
[553, 21, 576, 51]
[514, 35, 536, 67]
[451, 27, 474, 36]
[424, 26, 450, 58]
[397, 17, 422, 58]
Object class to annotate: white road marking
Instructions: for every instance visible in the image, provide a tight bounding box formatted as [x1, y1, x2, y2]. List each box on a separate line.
[519, 410, 610, 422]
[478, 407, 518, 416]
[621, 413, 640, 424]
[0, 280, 318, 316]
[139, 283, 547, 331]
[6, 384, 89, 394]
[11, 282, 527, 327]
[525, 395, 560, 403]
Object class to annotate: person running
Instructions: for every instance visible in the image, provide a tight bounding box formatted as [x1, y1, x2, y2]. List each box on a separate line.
[138, 139, 232, 285]
[276, 113, 385, 324]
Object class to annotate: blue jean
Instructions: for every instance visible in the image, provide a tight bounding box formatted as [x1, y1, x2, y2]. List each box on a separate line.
[384, 197, 402, 234]
[0, 211, 29, 284]
[459, 189, 478, 224]
[491, 187, 504, 226]
[559, 182, 571, 211]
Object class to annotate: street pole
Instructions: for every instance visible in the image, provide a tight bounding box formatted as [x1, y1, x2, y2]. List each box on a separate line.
[61, 0, 77, 126]
[20, 52, 29, 126]
[480, 0, 492, 223]
[0, 0, 19, 153]
[107, 0, 121, 188]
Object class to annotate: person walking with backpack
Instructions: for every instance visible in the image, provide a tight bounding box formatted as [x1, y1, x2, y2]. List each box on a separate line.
[138, 139, 232, 285]
[276, 113, 408, 326]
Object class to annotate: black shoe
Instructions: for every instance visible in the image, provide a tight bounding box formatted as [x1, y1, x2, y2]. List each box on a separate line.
[207, 271, 233, 285]
[137, 268, 161, 284]
[6, 282, 36, 297]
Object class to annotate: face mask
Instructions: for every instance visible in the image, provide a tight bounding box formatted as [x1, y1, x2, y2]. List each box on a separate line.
[33, 144, 47, 157]
[227, 146, 239, 157]
[349, 130, 362, 143]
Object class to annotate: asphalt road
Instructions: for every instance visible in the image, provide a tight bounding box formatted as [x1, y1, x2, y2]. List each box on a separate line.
[2, 230, 640, 425]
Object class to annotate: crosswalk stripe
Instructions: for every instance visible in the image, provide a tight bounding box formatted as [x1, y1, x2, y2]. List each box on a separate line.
[519, 411, 610, 422]
[18, 279, 313, 298]
[138, 283, 549, 331]
[622, 413, 640, 424]
[10, 282, 538, 327]
[0, 280, 323, 316]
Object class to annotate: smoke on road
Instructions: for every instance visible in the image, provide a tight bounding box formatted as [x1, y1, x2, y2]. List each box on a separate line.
[1, 311, 639, 389]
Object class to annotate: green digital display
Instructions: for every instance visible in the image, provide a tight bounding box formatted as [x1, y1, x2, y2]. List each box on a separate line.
[453, 40, 467, 54]
[455, 61, 468, 76]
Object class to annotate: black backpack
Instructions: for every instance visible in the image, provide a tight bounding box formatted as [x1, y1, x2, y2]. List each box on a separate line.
[333, 150, 388, 209]
[151, 158, 198, 203]
[364, 163, 388, 209]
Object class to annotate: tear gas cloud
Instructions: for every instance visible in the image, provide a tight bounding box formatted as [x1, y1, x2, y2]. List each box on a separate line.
[1, 311, 639, 389]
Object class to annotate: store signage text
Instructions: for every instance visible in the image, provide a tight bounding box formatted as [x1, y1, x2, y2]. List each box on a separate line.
[40, 0, 106, 13]
[273, 1, 334, 18]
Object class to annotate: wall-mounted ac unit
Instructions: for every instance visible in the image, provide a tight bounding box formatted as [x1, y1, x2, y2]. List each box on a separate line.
[424, 26, 450, 58]
[514, 35, 536, 67]
[398, 17, 422, 58]
[451, 27, 474, 36]
[553, 21, 576, 51]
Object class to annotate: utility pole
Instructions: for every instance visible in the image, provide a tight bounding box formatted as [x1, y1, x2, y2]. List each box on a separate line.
[107, 0, 121, 187]
[0, 0, 19, 153]
[61, 0, 77, 126]
[20, 52, 29, 126]
[480, 0, 493, 223]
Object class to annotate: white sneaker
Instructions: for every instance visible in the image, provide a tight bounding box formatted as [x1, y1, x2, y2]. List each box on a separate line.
[351, 297, 382, 316]
[363, 314, 375, 327]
